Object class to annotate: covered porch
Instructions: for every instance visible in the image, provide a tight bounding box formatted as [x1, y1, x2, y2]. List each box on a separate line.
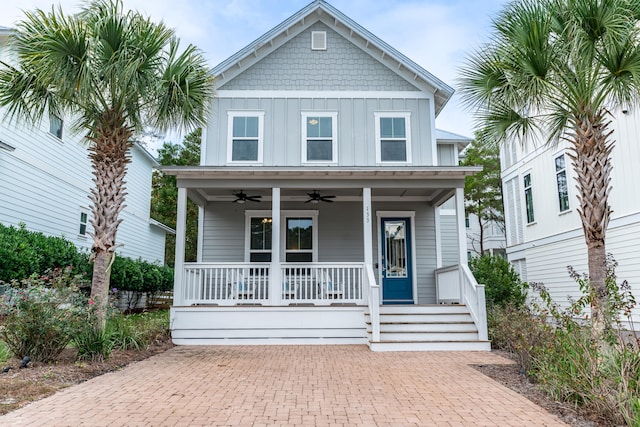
[165, 167, 488, 349]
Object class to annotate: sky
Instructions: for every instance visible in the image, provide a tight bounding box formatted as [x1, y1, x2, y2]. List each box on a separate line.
[0, 0, 510, 149]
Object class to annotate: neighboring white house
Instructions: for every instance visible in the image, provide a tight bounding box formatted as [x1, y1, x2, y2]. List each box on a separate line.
[165, 0, 489, 351]
[0, 26, 173, 264]
[501, 105, 640, 323]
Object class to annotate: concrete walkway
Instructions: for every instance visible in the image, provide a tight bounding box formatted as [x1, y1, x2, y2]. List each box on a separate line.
[0, 346, 567, 426]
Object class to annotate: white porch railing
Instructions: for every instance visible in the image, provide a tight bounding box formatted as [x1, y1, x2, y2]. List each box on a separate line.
[460, 264, 488, 341]
[183, 263, 270, 306]
[365, 264, 380, 342]
[182, 262, 365, 306]
[280, 263, 365, 305]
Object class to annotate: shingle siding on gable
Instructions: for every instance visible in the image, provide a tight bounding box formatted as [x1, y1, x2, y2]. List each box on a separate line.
[220, 22, 419, 92]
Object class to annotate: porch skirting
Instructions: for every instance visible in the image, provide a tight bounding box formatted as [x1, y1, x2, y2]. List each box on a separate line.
[170, 305, 368, 345]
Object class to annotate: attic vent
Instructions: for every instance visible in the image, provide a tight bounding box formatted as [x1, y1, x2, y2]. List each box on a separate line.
[311, 31, 326, 50]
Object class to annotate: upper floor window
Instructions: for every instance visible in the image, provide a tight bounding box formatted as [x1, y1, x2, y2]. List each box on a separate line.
[523, 173, 535, 224]
[302, 112, 337, 163]
[375, 112, 411, 163]
[50, 114, 63, 139]
[555, 154, 569, 212]
[227, 112, 264, 163]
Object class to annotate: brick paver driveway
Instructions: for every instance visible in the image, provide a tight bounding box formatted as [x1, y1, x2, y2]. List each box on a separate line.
[0, 346, 566, 426]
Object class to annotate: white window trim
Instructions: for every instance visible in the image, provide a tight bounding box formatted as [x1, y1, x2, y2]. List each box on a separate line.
[554, 152, 570, 213]
[374, 112, 412, 164]
[226, 111, 265, 164]
[78, 207, 89, 238]
[244, 210, 273, 262]
[49, 114, 64, 141]
[244, 210, 319, 262]
[523, 171, 535, 225]
[301, 112, 338, 164]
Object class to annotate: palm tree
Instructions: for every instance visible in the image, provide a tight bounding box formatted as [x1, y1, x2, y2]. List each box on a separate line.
[0, 0, 214, 326]
[459, 0, 640, 338]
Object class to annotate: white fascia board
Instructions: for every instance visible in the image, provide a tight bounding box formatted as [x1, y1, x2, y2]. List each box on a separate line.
[149, 218, 176, 235]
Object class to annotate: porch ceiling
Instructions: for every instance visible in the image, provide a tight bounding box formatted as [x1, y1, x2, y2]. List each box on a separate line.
[162, 166, 478, 205]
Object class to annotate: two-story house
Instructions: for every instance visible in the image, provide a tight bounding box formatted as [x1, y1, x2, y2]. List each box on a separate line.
[501, 105, 640, 324]
[0, 26, 173, 265]
[165, 0, 489, 351]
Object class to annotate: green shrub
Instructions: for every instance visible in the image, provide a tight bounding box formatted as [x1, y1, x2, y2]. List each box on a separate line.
[0, 268, 88, 362]
[73, 323, 113, 362]
[487, 304, 553, 375]
[525, 256, 640, 426]
[0, 341, 10, 364]
[0, 223, 84, 283]
[469, 254, 527, 308]
[107, 310, 170, 351]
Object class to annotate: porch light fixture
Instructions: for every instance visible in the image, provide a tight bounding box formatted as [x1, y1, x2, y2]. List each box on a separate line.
[308, 118, 318, 125]
[262, 218, 272, 224]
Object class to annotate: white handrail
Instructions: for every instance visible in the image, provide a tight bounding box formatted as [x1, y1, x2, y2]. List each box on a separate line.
[366, 264, 380, 342]
[460, 263, 488, 341]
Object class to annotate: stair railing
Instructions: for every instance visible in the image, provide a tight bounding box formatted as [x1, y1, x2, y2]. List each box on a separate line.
[365, 263, 380, 342]
[460, 263, 488, 341]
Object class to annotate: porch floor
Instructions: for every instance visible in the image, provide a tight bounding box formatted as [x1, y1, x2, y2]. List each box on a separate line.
[0, 346, 568, 426]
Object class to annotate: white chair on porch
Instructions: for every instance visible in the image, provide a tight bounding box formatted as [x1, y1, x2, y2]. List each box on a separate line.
[227, 270, 254, 301]
[319, 270, 342, 300]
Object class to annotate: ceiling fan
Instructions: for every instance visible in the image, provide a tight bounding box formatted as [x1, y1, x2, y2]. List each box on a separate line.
[305, 190, 335, 203]
[233, 191, 261, 203]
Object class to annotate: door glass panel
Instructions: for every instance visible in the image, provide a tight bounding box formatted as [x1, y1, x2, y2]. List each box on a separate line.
[384, 221, 407, 278]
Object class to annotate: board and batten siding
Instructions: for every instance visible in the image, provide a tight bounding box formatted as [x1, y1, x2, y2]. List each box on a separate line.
[201, 201, 440, 304]
[206, 96, 434, 167]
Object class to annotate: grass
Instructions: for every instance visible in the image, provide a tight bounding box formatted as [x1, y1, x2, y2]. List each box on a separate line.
[0, 341, 10, 365]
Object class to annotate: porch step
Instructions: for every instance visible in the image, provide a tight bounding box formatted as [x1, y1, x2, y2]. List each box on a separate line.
[365, 305, 490, 352]
[369, 340, 491, 352]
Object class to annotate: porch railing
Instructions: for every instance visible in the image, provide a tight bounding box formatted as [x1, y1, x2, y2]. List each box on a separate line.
[181, 262, 365, 306]
[365, 264, 380, 342]
[460, 263, 488, 341]
[280, 263, 365, 305]
[183, 263, 270, 306]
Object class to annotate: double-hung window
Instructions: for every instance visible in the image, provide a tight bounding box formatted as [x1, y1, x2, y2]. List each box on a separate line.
[555, 154, 570, 212]
[227, 112, 264, 163]
[249, 217, 272, 262]
[79, 210, 88, 236]
[302, 112, 337, 163]
[375, 112, 411, 163]
[524, 173, 535, 224]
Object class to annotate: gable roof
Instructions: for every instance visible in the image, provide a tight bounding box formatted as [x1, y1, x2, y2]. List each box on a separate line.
[212, 0, 454, 116]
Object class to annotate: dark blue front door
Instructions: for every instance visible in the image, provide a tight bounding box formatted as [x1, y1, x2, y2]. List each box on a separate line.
[381, 217, 413, 304]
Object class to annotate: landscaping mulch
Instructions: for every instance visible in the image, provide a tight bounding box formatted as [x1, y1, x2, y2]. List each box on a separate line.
[474, 351, 605, 427]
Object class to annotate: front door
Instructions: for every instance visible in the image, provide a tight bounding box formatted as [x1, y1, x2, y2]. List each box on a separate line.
[381, 217, 413, 304]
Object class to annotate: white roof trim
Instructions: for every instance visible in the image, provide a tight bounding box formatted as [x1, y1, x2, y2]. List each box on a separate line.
[132, 142, 159, 166]
[211, 0, 454, 114]
[149, 218, 176, 235]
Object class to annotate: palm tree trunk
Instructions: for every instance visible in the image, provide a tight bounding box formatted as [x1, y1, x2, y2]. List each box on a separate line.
[88, 111, 133, 328]
[568, 112, 613, 340]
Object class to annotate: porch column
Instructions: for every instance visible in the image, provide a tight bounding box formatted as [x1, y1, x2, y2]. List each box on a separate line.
[434, 204, 442, 268]
[173, 187, 187, 306]
[455, 187, 467, 265]
[270, 187, 282, 305]
[362, 188, 373, 266]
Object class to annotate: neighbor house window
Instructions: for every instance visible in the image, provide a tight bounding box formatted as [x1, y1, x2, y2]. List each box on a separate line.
[555, 154, 569, 212]
[524, 173, 535, 224]
[249, 217, 272, 262]
[375, 112, 411, 163]
[79, 211, 88, 236]
[50, 114, 63, 139]
[302, 112, 337, 163]
[227, 112, 264, 163]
